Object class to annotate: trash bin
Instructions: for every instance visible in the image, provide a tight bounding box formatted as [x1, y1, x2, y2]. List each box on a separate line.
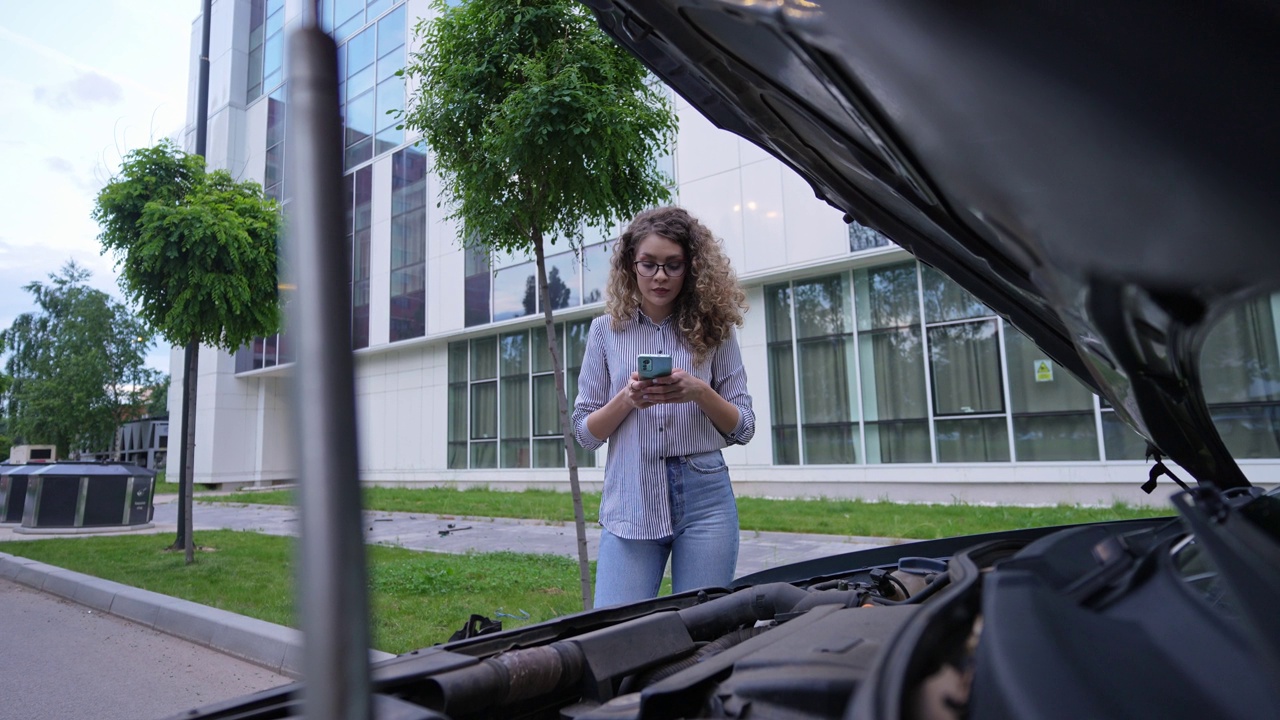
[9, 462, 157, 533]
[0, 463, 31, 524]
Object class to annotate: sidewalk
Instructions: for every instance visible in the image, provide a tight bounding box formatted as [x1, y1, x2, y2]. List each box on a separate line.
[0, 494, 905, 675]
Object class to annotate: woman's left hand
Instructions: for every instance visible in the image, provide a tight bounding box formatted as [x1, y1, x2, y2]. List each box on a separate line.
[641, 369, 708, 405]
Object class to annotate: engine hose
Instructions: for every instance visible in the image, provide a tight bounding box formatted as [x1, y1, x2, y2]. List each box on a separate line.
[630, 626, 771, 690]
[421, 641, 585, 715]
[677, 582, 810, 641]
[868, 573, 951, 606]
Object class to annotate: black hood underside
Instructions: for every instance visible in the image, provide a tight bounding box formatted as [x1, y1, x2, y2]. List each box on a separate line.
[585, 0, 1280, 489]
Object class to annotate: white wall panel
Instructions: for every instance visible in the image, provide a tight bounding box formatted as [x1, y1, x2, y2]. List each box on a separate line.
[675, 108, 739, 184]
[738, 161, 786, 275]
[781, 167, 847, 265]
[679, 170, 745, 271]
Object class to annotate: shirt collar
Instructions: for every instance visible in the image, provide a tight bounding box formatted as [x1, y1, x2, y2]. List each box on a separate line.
[636, 309, 675, 328]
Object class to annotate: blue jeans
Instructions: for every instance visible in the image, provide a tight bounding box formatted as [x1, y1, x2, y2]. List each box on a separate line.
[593, 450, 739, 608]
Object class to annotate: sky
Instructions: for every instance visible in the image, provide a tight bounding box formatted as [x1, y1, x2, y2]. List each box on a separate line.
[0, 1, 201, 372]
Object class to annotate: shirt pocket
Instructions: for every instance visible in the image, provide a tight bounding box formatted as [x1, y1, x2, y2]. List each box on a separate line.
[686, 449, 727, 474]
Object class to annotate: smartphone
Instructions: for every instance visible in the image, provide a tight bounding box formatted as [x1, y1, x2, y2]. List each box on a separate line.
[637, 353, 673, 379]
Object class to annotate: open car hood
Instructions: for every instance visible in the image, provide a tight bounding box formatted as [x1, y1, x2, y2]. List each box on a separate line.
[584, 0, 1280, 490]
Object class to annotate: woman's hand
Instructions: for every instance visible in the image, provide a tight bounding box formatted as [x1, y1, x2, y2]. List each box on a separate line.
[636, 369, 707, 406]
[625, 372, 659, 410]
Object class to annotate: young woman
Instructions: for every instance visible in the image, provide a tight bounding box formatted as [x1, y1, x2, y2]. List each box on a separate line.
[572, 206, 755, 608]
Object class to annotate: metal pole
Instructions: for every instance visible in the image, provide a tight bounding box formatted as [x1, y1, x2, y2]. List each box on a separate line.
[286, 2, 373, 717]
[175, 0, 214, 564]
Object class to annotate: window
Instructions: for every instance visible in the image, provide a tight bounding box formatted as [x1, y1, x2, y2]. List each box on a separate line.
[247, 0, 285, 103]
[920, 265, 1010, 463]
[856, 262, 930, 463]
[765, 283, 799, 464]
[766, 274, 859, 464]
[848, 221, 892, 252]
[1201, 293, 1280, 459]
[466, 241, 611, 327]
[447, 322, 597, 469]
[264, 87, 286, 201]
[464, 247, 492, 327]
[334, 2, 406, 170]
[389, 145, 427, 342]
[348, 166, 373, 349]
[1004, 327, 1099, 461]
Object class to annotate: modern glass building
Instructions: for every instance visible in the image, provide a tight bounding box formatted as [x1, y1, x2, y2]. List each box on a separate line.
[173, 0, 1280, 504]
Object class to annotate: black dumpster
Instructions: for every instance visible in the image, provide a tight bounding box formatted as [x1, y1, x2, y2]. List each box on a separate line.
[5, 462, 156, 533]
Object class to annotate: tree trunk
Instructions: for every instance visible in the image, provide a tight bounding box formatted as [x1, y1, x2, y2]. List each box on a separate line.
[172, 339, 198, 565]
[533, 236, 593, 611]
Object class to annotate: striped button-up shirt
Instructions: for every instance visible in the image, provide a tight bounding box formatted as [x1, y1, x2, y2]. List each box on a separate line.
[572, 313, 756, 539]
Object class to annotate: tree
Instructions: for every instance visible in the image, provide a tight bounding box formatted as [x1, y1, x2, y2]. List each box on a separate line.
[401, 0, 677, 609]
[522, 266, 572, 316]
[93, 140, 281, 563]
[0, 372, 13, 461]
[0, 262, 154, 460]
[145, 375, 170, 419]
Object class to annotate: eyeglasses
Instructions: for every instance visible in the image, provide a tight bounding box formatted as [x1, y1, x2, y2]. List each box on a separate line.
[634, 260, 687, 278]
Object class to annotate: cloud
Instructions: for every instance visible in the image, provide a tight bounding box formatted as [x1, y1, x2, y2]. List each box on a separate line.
[43, 156, 75, 175]
[33, 71, 125, 111]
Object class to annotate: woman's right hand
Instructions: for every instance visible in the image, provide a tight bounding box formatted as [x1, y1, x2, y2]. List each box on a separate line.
[624, 372, 655, 410]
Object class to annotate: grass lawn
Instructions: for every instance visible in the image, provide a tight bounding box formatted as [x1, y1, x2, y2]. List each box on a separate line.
[1, 530, 601, 653]
[216, 486, 1171, 539]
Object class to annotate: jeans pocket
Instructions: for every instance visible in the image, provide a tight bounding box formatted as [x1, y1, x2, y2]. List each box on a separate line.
[686, 450, 727, 474]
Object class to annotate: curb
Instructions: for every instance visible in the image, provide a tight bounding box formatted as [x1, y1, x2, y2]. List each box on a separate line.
[0, 551, 394, 677]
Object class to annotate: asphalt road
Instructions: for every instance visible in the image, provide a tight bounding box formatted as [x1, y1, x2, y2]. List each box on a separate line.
[0, 578, 291, 720]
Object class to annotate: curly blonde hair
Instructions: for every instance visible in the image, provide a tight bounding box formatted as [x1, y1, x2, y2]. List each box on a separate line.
[606, 206, 747, 366]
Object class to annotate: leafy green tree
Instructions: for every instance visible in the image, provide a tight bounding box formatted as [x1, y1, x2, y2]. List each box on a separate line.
[0, 372, 12, 461]
[0, 262, 154, 460]
[145, 375, 170, 419]
[401, 0, 677, 609]
[93, 139, 281, 562]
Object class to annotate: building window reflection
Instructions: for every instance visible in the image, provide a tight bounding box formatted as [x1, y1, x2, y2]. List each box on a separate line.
[465, 241, 612, 327]
[389, 145, 427, 342]
[247, 0, 285, 103]
[448, 322, 596, 469]
[348, 166, 373, 349]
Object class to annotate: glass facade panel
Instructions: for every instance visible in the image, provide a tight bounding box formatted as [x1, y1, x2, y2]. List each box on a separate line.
[1013, 414, 1098, 462]
[936, 417, 1010, 462]
[768, 344, 798, 465]
[582, 242, 611, 305]
[389, 146, 427, 341]
[929, 320, 1002, 416]
[849, 222, 891, 252]
[500, 331, 530, 469]
[470, 382, 497, 440]
[860, 329, 930, 463]
[470, 441, 497, 469]
[1102, 411, 1149, 460]
[247, 0, 285, 102]
[465, 247, 491, 326]
[493, 263, 536, 321]
[921, 265, 989, 323]
[470, 336, 497, 380]
[765, 283, 793, 343]
[1201, 293, 1280, 458]
[856, 263, 928, 463]
[447, 323, 597, 470]
[350, 166, 372, 349]
[794, 275, 852, 339]
[532, 374, 559, 437]
[544, 251, 581, 311]
[855, 263, 919, 331]
[1004, 327, 1098, 461]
